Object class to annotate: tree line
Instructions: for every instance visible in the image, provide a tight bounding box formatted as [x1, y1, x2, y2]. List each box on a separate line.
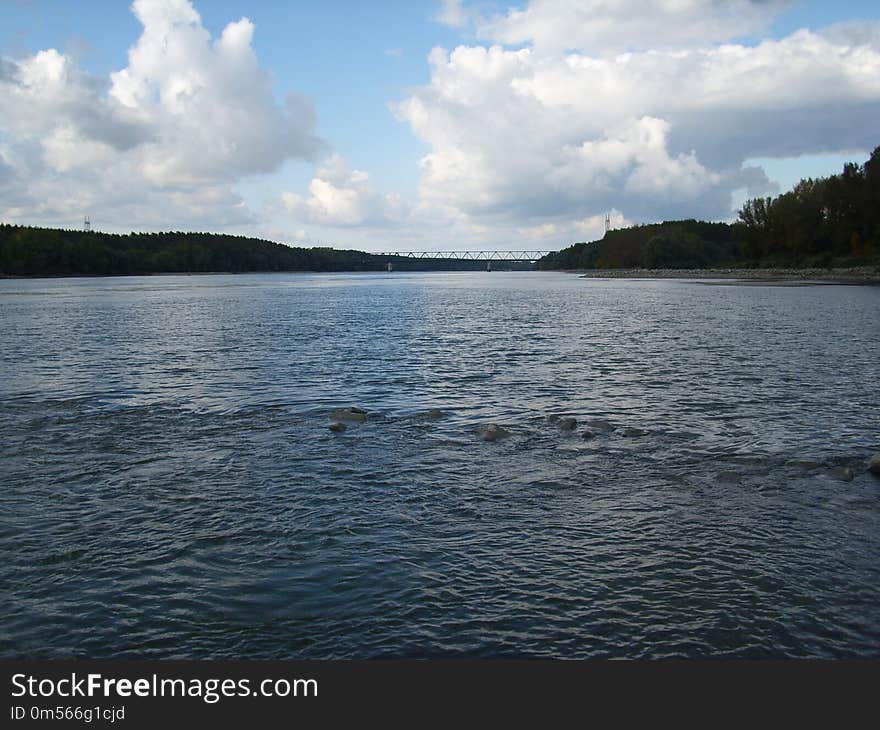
[0, 228, 381, 276]
[0, 227, 500, 277]
[538, 146, 880, 270]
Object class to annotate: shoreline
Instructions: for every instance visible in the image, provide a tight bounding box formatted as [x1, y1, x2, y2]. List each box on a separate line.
[572, 266, 880, 284]
[2, 266, 879, 284]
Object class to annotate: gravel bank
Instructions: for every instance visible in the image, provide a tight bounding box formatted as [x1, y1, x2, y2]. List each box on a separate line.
[575, 267, 880, 284]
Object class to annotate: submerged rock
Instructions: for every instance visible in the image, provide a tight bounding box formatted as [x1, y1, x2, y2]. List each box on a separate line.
[716, 470, 741, 484]
[476, 424, 510, 442]
[869, 455, 880, 477]
[332, 407, 368, 422]
[329, 422, 347, 433]
[559, 417, 578, 431]
[581, 430, 595, 440]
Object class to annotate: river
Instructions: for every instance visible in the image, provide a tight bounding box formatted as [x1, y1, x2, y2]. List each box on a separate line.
[1, 271, 879, 658]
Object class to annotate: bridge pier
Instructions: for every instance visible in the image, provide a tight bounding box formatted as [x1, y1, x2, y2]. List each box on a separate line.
[386, 261, 393, 272]
[486, 260, 492, 272]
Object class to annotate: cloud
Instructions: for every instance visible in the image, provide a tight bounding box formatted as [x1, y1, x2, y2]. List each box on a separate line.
[109, 1, 324, 186]
[480, 0, 791, 54]
[518, 222, 556, 239]
[435, 0, 470, 29]
[0, 0, 323, 230]
[280, 154, 407, 227]
[394, 19, 880, 232]
[0, 50, 151, 157]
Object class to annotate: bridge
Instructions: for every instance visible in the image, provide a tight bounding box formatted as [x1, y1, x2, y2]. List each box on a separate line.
[379, 250, 552, 261]
[378, 250, 553, 271]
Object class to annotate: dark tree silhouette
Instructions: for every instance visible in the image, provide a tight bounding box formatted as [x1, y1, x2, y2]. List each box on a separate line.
[0, 228, 503, 277]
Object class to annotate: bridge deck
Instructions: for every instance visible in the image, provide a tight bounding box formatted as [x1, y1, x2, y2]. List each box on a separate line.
[378, 251, 553, 261]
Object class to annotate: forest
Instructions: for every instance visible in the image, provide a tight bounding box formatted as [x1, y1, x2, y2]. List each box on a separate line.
[0, 228, 497, 276]
[0, 228, 383, 277]
[538, 146, 880, 271]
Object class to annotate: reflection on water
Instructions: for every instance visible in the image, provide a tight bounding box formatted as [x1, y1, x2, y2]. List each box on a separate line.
[1, 271, 879, 658]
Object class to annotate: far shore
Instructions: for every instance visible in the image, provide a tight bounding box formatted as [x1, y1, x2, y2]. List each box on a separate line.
[573, 266, 880, 284]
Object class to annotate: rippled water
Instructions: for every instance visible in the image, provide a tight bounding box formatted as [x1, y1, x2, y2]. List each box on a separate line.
[1, 271, 879, 659]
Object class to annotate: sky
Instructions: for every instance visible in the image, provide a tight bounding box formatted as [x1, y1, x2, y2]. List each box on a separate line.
[1, 0, 879, 252]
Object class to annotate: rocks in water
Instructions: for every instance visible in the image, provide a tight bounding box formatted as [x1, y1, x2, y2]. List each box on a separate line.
[869, 455, 880, 477]
[329, 422, 347, 433]
[332, 407, 368, 422]
[581, 430, 595, 440]
[548, 414, 578, 431]
[476, 424, 510, 442]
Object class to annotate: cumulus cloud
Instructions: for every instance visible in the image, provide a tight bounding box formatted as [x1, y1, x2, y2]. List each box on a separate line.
[395, 17, 880, 233]
[0, 0, 323, 229]
[479, 0, 791, 54]
[0, 50, 150, 165]
[109, 0, 323, 185]
[280, 154, 407, 227]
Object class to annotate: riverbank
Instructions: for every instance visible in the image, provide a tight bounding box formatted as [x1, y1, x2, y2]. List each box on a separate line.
[575, 266, 880, 284]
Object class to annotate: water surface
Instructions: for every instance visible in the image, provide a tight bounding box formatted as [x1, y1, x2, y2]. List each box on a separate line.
[1, 271, 879, 658]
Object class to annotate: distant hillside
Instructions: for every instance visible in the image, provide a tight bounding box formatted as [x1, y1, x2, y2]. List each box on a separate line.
[0, 226, 504, 277]
[0, 226, 383, 277]
[537, 220, 740, 270]
[539, 146, 880, 271]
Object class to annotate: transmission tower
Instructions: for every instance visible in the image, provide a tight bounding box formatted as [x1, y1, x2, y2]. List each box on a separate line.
[604, 212, 611, 233]
[83, 216, 91, 232]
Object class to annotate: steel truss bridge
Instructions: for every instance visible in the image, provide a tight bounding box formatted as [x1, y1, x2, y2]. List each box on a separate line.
[378, 250, 553, 261]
